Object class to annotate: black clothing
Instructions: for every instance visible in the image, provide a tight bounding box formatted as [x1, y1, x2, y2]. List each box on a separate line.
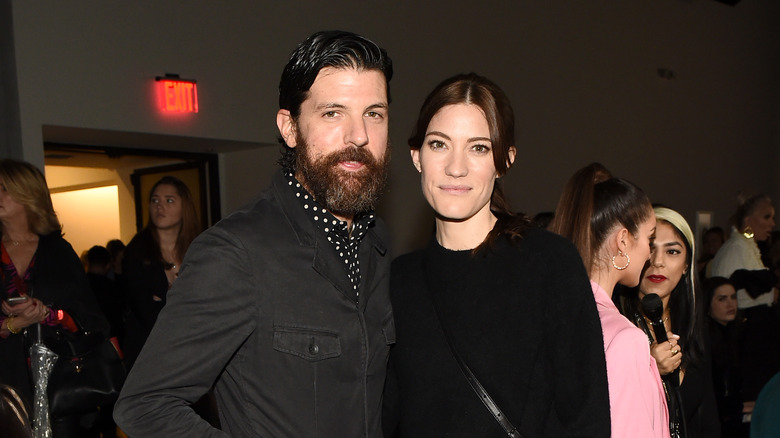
[120, 228, 168, 370]
[284, 171, 373, 294]
[87, 273, 125, 346]
[679, 353, 721, 438]
[709, 318, 750, 437]
[115, 171, 393, 437]
[0, 233, 108, 438]
[385, 229, 610, 437]
[630, 313, 721, 438]
[0, 233, 108, 406]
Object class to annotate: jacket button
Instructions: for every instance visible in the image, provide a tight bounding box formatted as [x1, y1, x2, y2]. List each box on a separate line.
[309, 339, 319, 355]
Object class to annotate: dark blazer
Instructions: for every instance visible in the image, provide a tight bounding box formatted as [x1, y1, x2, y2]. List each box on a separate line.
[114, 171, 394, 438]
[0, 232, 108, 408]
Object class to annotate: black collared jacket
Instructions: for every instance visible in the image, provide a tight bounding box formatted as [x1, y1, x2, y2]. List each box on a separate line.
[114, 170, 394, 437]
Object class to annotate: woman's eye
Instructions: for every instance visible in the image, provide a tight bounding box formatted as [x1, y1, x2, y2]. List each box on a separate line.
[472, 144, 490, 153]
[167, 198, 175, 204]
[427, 140, 445, 150]
[323, 111, 337, 118]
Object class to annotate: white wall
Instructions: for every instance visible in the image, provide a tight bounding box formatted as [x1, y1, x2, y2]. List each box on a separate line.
[10, 0, 780, 254]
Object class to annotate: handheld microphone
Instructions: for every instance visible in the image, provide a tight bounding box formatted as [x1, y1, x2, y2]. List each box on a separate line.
[641, 293, 679, 387]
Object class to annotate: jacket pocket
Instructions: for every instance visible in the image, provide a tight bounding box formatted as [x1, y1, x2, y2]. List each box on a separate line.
[273, 326, 341, 362]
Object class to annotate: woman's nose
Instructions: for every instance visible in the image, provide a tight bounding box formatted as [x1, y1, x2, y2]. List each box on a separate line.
[444, 152, 468, 178]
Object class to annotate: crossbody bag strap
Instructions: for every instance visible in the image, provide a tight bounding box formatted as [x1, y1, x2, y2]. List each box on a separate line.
[428, 291, 523, 438]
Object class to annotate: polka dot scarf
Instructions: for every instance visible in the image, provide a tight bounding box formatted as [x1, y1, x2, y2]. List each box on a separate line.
[285, 172, 374, 299]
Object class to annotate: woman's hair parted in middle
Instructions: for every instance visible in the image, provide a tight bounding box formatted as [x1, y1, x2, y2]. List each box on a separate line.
[408, 72, 529, 250]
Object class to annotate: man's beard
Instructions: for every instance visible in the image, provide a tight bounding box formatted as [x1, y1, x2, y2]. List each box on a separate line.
[294, 132, 390, 217]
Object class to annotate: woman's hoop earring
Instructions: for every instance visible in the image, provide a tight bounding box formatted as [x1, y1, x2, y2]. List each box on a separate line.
[612, 251, 630, 270]
[742, 226, 754, 239]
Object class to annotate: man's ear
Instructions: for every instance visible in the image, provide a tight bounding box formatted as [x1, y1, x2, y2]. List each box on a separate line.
[410, 149, 422, 173]
[277, 109, 297, 148]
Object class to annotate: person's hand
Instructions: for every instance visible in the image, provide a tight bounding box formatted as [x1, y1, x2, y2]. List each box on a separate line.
[6, 298, 49, 331]
[2, 295, 33, 316]
[649, 332, 682, 375]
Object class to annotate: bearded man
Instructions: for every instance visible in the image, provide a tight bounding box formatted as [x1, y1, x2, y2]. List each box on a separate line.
[114, 30, 394, 438]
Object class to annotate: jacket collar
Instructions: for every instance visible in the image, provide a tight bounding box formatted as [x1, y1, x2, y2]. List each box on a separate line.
[270, 170, 387, 300]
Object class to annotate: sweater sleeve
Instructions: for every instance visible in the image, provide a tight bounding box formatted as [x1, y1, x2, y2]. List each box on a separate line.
[544, 238, 611, 437]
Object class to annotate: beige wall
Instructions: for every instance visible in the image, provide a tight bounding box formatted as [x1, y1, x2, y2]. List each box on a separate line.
[9, 0, 780, 254]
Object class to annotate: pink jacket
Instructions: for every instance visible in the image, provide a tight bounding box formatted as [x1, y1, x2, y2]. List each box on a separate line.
[591, 281, 670, 438]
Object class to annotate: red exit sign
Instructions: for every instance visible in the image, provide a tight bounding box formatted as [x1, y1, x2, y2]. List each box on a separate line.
[156, 75, 198, 113]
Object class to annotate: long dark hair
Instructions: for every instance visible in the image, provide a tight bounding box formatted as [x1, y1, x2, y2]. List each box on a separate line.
[549, 162, 652, 271]
[143, 176, 201, 267]
[408, 73, 529, 251]
[618, 207, 706, 369]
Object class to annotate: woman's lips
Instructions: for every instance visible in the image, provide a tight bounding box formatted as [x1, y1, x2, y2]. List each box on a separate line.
[440, 185, 470, 195]
[646, 275, 666, 283]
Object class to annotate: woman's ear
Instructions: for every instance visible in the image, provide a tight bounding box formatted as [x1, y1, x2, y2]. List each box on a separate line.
[615, 228, 630, 252]
[506, 146, 516, 168]
[410, 149, 422, 173]
[276, 109, 297, 148]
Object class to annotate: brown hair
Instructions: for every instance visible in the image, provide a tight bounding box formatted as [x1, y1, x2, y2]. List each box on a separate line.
[408, 73, 528, 250]
[145, 176, 201, 265]
[549, 163, 652, 271]
[0, 159, 61, 236]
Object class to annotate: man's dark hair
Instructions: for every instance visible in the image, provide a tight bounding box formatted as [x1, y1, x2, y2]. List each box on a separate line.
[278, 30, 393, 172]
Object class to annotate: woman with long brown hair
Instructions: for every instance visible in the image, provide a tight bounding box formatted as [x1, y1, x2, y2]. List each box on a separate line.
[384, 74, 610, 437]
[122, 176, 200, 370]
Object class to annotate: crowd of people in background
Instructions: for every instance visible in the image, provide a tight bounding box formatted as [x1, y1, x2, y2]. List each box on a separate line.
[2, 29, 780, 438]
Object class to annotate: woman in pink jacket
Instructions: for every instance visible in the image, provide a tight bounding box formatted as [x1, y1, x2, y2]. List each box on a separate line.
[550, 163, 671, 438]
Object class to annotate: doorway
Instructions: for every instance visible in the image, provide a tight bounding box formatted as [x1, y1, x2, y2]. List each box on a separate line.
[44, 143, 220, 258]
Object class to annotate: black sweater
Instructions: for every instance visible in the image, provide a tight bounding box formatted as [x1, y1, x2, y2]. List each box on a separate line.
[384, 229, 611, 437]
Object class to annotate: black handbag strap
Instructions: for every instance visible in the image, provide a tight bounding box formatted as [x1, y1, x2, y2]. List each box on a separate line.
[429, 294, 523, 438]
